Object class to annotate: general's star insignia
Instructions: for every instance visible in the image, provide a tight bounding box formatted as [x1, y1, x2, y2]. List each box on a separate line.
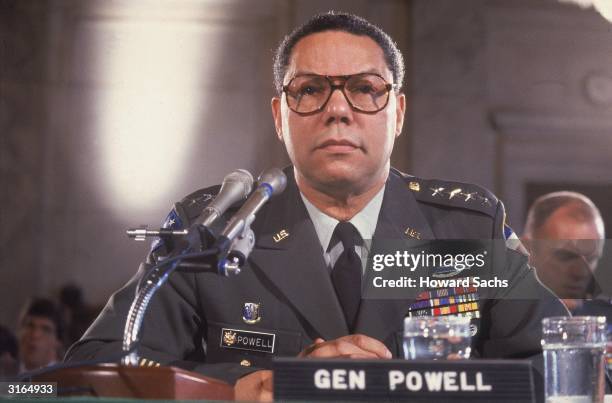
[462, 192, 477, 202]
[431, 187, 445, 197]
[448, 188, 462, 199]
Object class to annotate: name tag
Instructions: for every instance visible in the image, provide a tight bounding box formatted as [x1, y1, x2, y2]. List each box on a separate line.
[273, 358, 535, 402]
[220, 328, 276, 354]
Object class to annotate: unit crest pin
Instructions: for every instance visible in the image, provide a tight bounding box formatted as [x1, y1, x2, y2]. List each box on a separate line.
[243, 302, 262, 324]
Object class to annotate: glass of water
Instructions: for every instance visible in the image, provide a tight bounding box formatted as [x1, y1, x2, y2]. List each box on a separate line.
[542, 316, 607, 403]
[403, 316, 472, 360]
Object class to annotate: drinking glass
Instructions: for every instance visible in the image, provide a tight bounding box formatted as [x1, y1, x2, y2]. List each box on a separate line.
[542, 316, 607, 403]
[403, 316, 472, 360]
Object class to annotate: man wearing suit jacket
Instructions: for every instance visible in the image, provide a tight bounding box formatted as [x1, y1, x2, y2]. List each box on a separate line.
[66, 12, 567, 401]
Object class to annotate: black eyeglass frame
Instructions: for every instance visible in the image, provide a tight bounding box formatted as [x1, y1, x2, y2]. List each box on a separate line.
[282, 73, 399, 116]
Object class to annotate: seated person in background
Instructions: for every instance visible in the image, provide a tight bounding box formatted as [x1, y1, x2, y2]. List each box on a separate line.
[0, 325, 19, 379]
[17, 298, 64, 373]
[522, 191, 608, 314]
[66, 11, 567, 401]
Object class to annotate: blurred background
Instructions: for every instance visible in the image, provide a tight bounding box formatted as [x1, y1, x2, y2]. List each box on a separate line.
[1, 0, 612, 334]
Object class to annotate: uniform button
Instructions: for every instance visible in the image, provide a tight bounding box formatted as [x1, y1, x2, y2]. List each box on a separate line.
[240, 359, 251, 367]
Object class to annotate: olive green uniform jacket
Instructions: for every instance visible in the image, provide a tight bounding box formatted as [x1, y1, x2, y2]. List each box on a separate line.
[65, 167, 567, 385]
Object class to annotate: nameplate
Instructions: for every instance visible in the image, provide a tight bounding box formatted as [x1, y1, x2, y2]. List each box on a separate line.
[273, 358, 535, 402]
[220, 328, 275, 354]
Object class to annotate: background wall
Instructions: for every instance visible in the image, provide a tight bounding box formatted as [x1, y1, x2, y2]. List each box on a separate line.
[2, 0, 612, 330]
[0, 0, 411, 329]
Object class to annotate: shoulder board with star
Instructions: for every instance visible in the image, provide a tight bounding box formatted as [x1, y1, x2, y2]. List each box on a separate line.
[175, 185, 221, 224]
[399, 173, 499, 217]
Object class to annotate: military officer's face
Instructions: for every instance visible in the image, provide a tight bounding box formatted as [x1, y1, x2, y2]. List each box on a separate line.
[272, 31, 405, 195]
[529, 205, 603, 299]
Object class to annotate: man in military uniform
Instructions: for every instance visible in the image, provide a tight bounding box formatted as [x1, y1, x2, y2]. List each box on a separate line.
[66, 12, 566, 401]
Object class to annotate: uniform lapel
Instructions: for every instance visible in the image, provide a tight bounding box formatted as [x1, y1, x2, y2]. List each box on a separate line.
[248, 168, 348, 340]
[354, 171, 435, 344]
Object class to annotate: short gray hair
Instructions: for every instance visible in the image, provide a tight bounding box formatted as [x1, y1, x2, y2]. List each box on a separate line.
[524, 191, 605, 238]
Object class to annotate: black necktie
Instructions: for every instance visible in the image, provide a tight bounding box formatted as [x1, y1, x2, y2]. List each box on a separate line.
[330, 221, 363, 332]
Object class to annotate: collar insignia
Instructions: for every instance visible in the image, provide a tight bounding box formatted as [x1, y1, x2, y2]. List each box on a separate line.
[404, 227, 421, 239]
[273, 229, 289, 243]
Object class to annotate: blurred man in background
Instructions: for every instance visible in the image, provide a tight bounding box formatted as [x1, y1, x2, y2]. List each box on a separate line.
[522, 191, 606, 313]
[17, 298, 64, 373]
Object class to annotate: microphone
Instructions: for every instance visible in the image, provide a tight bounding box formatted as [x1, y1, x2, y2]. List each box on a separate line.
[179, 168, 254, 256]
[216, 167, 287, 253]
[197, 169, 254, 227]
[156, 168, 285, 277]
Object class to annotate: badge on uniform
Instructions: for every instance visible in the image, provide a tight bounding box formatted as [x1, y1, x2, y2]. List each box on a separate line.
[504, 218, 529, 256]
[151, 209, 184, 253]
[404, 227, 421, 239]
[273, 229, 289, 243]
[407, 284, 481, 328]
[243, 302, 262, 324]
[220, 328, 276, 354]
[431, 265, 465, 278]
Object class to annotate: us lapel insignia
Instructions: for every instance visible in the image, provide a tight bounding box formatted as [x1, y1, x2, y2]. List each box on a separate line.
[273, 229, 289, 243]
[220, 328, 276, 354]
[408, 181, 420, 192]
[243, 302, 262, 324]
[404, 227, 421, 239]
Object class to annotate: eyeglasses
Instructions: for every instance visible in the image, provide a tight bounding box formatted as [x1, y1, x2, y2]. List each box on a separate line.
[282, 73, 398, 115]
